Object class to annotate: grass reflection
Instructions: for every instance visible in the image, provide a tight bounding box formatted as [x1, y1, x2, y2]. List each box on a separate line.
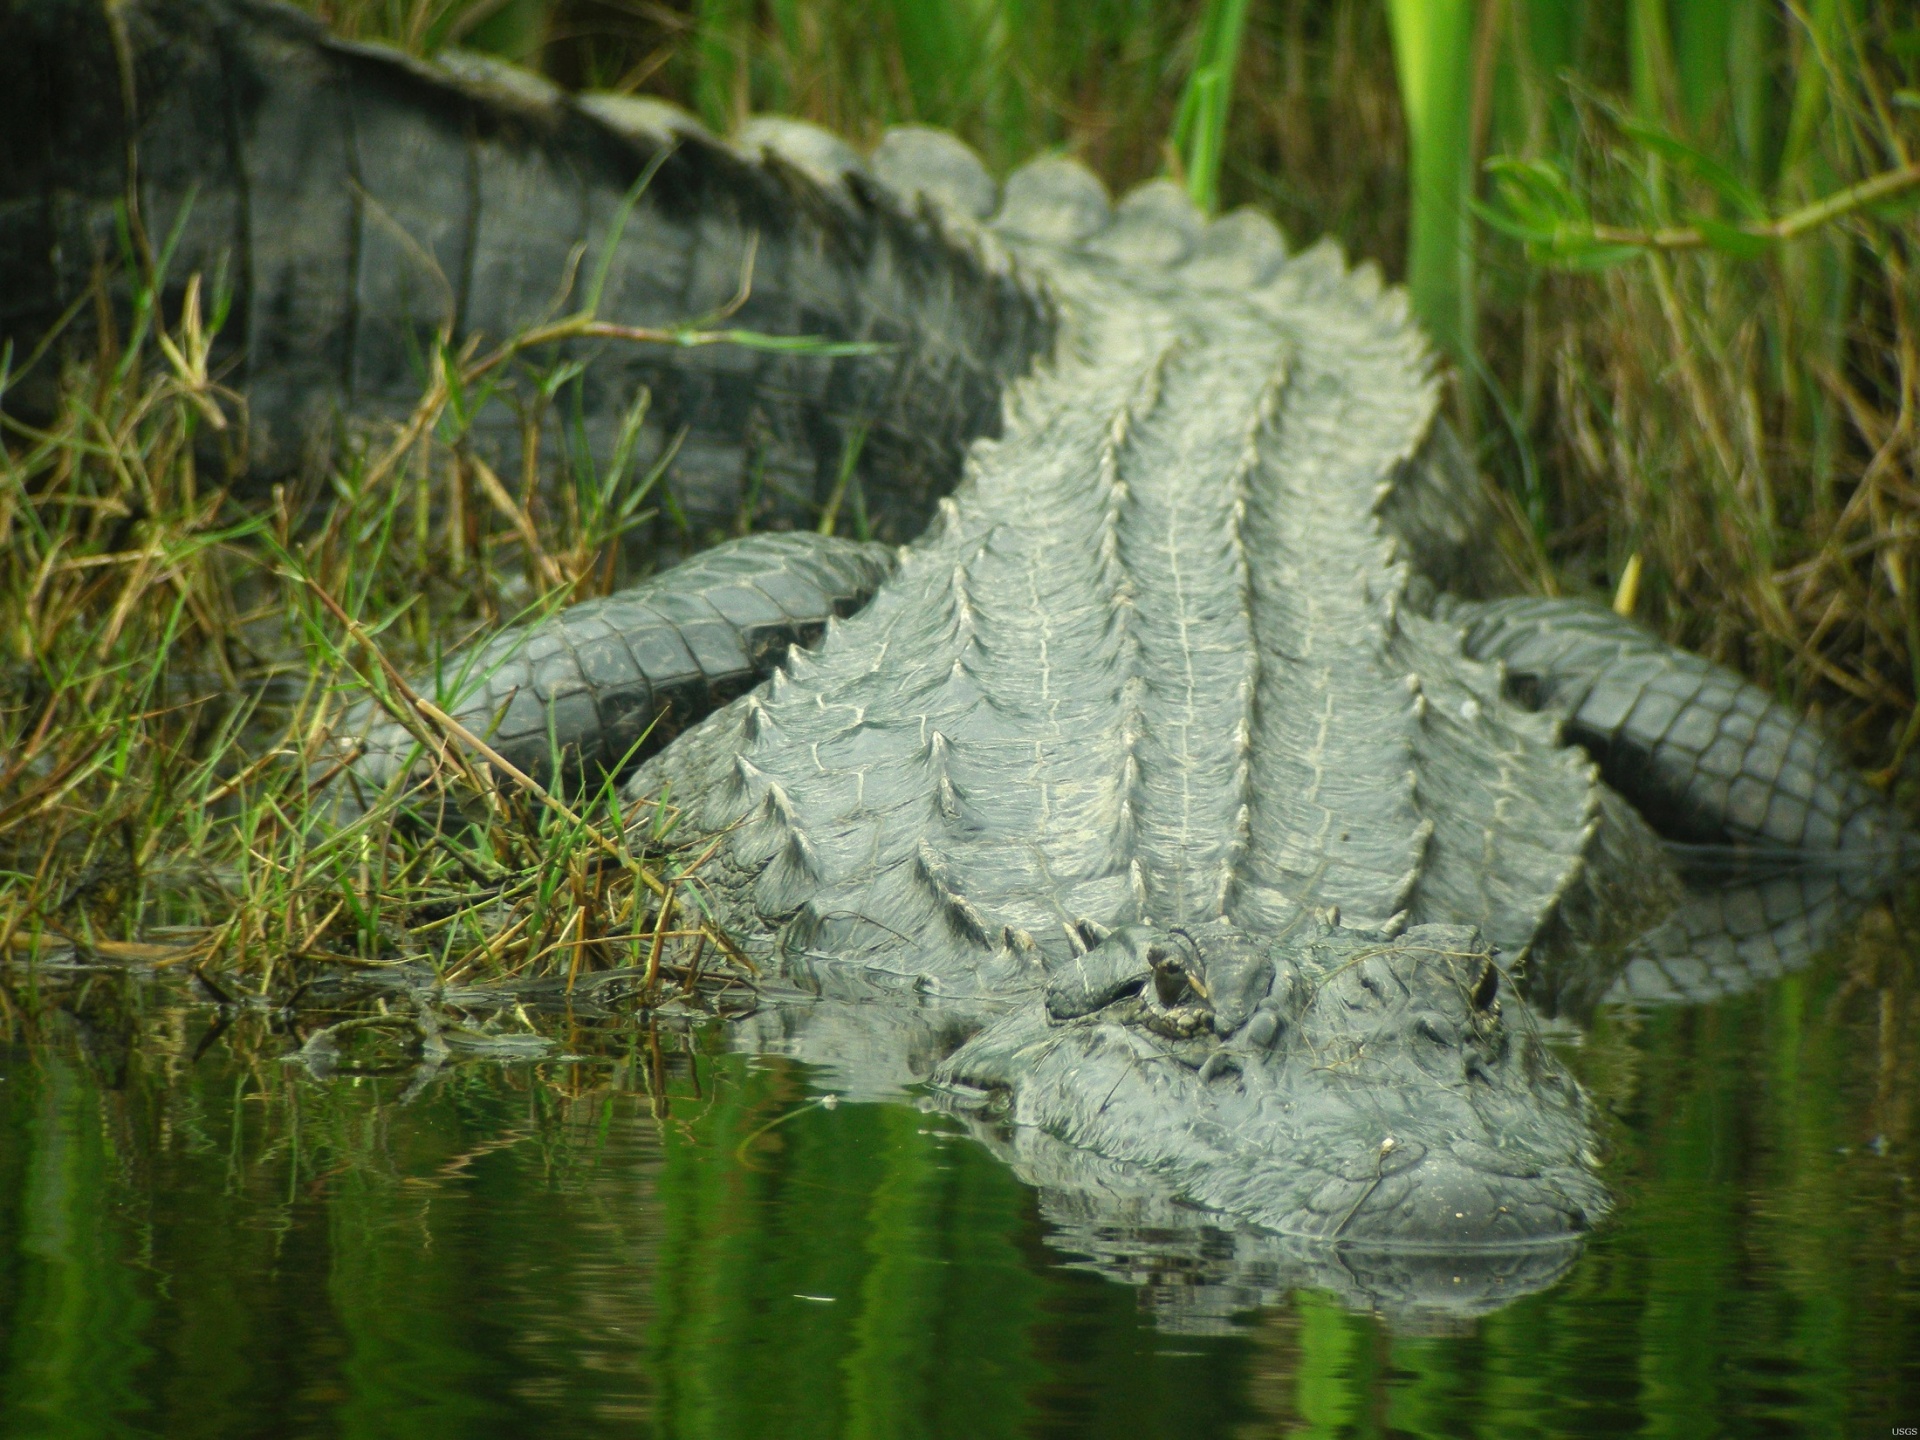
[2, 1058, 152, 1439]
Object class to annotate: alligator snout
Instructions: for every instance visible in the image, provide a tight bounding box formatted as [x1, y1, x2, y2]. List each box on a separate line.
[940, 917, 1611, 1252]
[1303, 1140, 1596, 1248]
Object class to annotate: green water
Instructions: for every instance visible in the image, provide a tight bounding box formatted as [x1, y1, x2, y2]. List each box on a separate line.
[0, 910, 1915, 1439]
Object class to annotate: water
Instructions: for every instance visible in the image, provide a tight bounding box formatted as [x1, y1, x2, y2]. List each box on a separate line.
[1, 904, 1915, 1438]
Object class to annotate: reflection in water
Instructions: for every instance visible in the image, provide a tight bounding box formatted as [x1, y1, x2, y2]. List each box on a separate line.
[2, 1060, 151, 1438]
[731, 987, 1588, 1335]
[0, 875, 1915, 1436]
[958, 1119, 1586, 1335]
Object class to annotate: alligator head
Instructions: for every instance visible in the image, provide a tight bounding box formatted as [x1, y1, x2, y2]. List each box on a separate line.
[935, 919, 1608, 1260]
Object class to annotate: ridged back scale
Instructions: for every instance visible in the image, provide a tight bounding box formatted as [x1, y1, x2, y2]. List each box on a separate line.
[633, 144, 1676, 990]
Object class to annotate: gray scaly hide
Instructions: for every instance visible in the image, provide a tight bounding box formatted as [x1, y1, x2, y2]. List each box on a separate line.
[633, 144, 1677, 990]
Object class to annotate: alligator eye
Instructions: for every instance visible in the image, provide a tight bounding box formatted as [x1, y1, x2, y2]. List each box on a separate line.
[1166, 927, 1203, 967]
[1153, 963, 1193, 1009]
[1470, 961, 1500, 1012]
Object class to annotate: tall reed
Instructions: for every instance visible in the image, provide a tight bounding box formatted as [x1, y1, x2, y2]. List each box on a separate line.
[1386, 0, 1476, 365]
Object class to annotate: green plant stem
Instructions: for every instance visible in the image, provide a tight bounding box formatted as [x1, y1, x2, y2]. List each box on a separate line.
[1171, 0, 1252, 215]
[1387, 0, 1479, 364]
[1588, 160, 1920, 250]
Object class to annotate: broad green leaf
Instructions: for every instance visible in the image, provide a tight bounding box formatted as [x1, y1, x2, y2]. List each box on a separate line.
[1469, 199, 1575, 250]
[1553, 241, 1644, 271]
[1483, 156, 1589, 230]
[1867, 187, 1920, 220]
[1477, 174, 1589, 265]
[1470, 202, 1550, 246]
[1885, 27, 1920, 59]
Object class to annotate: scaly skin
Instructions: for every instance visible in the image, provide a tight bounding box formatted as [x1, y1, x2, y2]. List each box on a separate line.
[339, 532, 895, 801]
[4, 0, 1909, 1324]
[615, 142, 1665, 1290]
[1450, 595, 1904, 852]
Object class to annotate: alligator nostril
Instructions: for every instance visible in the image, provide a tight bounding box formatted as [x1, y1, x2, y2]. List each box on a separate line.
[1243, 1009, 1282, 1049]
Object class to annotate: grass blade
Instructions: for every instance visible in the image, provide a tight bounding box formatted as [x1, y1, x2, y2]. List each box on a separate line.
[1171, 0, 1252, 215]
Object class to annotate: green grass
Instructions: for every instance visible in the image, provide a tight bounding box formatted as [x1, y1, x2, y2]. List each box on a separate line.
[0, 248, 775, 996]
[1468, 3, 1919, 768]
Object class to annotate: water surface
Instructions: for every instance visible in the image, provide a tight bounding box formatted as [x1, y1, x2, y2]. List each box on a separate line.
[1, 901, 1915, 1438]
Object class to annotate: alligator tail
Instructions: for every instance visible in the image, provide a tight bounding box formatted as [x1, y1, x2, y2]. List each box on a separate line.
[1451, 595, 1914, 870]
[0, 0, 1053, 540]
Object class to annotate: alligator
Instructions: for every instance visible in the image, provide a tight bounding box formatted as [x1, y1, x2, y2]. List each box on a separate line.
[4, 0, 1909, 1328]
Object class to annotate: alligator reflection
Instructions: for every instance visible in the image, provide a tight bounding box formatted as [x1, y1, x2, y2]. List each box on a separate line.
[0, 873, 1914, 1437]
[739, 858, 1893, 1334]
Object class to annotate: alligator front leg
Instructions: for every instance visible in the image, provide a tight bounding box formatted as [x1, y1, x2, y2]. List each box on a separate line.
[339, 531, 892, 804]
[1452, 596, 1910, 863]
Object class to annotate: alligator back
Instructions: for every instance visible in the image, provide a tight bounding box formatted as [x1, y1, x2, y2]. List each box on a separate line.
[627, 157, 1675, 988]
